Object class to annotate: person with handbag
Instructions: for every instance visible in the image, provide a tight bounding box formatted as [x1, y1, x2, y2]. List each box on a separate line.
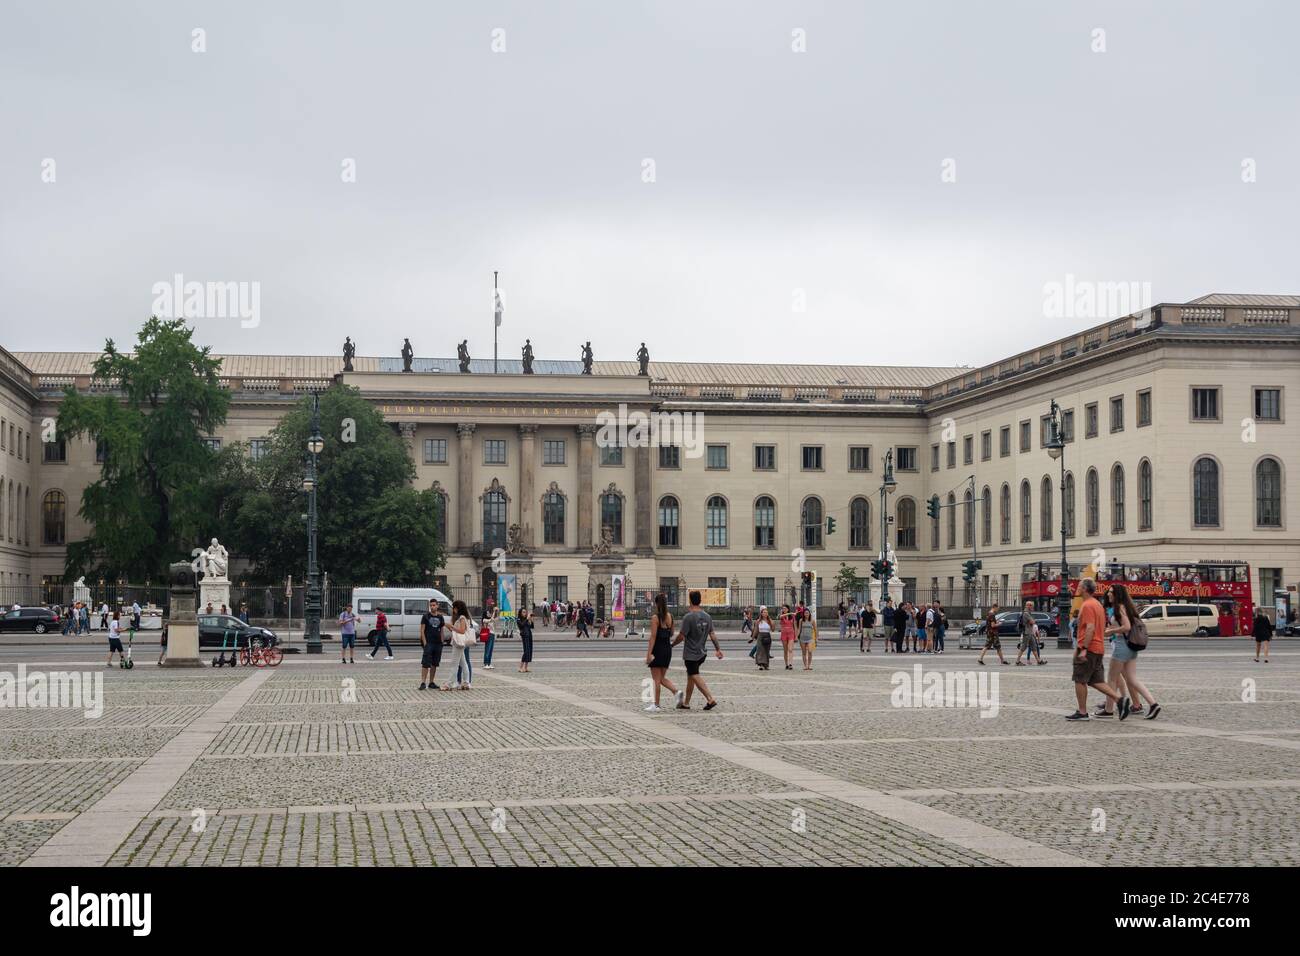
[517, 608, 535, 673]
[753, 606, 774, 670]
[1095, 584, 1160, 720]
[442, 600, 477, 691]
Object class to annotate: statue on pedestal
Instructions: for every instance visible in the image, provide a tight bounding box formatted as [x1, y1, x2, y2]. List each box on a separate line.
[202, 538, 230, 581]
[506, 524, 530, 555]
[592, 526, 616, 556]
[521, 339, 534, 374]
[636, 342, 649, 376]
[458, 340, 471, 372]
[580, 341, 593, 374]
[400, 338, 414, 372]
[342, 336, 355, 372]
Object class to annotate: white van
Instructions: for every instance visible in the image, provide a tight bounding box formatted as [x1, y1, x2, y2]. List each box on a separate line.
[350, 587, 453, 643]
[1137, 602, 1219, 637]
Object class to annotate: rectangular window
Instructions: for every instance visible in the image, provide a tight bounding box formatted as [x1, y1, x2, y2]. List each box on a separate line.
[250, 438, 270, 461]
[95, 439, 108, 464]
[202, 437, 222, 452]
[1260, 568, 1282, 609]
[17, 428, 23, 459]
[999, 426, 1010, 458]
[895, 446, 917, 471]
[659, 445, 680, 469]
[1062, 409, 1075, 442]
[543, 439, 566, 465]
[423, 438, 447, 464]
[1137, 389, 1152, 427]
[1018, 420, 1031, 453]
[1191, 387, 1219, 422]
[484, 439, 507, 464]
[706, 444, 728, 470]
[946, 442, 955, 469]
[755, 577, 775, 607]
[547, 576, 568, 603]
[600, 443, 624, 465]
[1110, 396, 1124, 433]
[1040, 415, 1052, 448]
[753, 445, 776, 471]
[1, 419, 5, 450]
[981, 430, 992, 461]
[801, 445, 823, 471]
[930, 443, 940, 472]
[1085, 403, 1098, 438]
[1254, 388, 1281, 422]
[43, 438, 66, 463]
[848, 446, 871, 472]
[707, 576, 727, 590]
[962, 435, 973, 465]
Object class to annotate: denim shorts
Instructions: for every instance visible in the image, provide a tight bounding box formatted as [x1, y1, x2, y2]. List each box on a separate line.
[340, 633, 356, 649]
[1110, 639, 1137, 663]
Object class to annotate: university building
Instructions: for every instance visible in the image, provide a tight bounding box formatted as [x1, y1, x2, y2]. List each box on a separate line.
[1, 293, 1297, 620]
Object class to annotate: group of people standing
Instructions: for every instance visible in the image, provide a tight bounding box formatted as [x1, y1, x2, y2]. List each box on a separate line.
[744, 604, 816, 671]
[874, 600, 949, 654]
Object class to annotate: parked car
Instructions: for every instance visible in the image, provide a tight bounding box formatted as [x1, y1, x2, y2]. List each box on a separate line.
[962, 610, 1059, 638]
[1137, 602, 1219, 637]
[198, 613, 280, 648]
[0, 606, 60, 634]
[351, 586, 453, 643]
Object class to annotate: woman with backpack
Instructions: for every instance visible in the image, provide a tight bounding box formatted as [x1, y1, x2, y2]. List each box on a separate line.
[442, 600, 476, 691]
[1097, 585, 1160, 720]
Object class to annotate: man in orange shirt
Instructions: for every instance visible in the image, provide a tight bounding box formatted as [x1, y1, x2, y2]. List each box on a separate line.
[1067, 578, 1128, 721]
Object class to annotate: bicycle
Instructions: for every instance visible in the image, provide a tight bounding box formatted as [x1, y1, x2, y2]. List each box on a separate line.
[239, 634, 283, 667]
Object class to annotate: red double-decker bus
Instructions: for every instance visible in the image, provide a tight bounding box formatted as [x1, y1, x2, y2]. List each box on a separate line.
[1020, 560, 1254, 636]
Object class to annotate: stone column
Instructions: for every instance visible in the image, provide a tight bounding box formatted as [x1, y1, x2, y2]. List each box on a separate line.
[456, 423, 476, 549]
[577, 424, 597, 549]
[518, 424, 538, 547]
[634, 443, 652, 554]
[398, 422, 417, 478]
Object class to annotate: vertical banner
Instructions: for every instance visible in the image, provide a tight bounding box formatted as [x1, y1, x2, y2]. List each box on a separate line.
[611, 574, 626, 621]
[498, 574, 517, 619]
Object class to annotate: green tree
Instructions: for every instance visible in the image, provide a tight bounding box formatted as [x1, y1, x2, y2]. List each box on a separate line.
[56, 318, 229, 580]
[834, 562, 864, 599]
[231, 384, 444, 583]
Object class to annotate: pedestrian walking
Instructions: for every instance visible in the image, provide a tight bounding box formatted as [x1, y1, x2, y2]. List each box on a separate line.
[1066, 578, 1128, 721]
[741, 606, 753, 637]
[977, 603, 1008, 665]
[482, 600, 498, 668]
[1253, 607, 1273, 663]
[799, 602, 816, 670]
[754, 605, 774, 670]
[158, 622, 168, 664]
[337, 604, 358, 664]
[779, 604, 797, 669]
[443, 599, 476, 691]
[934, 601, 947, 654]
[671, 590, 722, 710]
[131, 600, 142, 631]
[367, 605, 394, 660]
[838, 600, 848, 640]
[418, 598, 444, 690]
[1095, 584, 1160, 720]
[1015, 601, 1043, 665]
[575, 602, 590, 638]
[644, 593, 683, 711]
[61, 603, 74, 636]
[518, 608, 535, 673]
[99, 603, 109, 631]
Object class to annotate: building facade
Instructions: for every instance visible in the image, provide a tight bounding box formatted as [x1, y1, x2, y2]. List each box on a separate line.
[3, 293, 1298, 619]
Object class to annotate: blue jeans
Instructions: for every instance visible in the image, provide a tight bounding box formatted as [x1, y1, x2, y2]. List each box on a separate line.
[457, 645, 474, 685]
[369, 629, 392, 656]
[482, 632, 496, 665]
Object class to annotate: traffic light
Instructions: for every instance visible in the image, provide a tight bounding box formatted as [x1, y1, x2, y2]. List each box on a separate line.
[926, 495, 940, 519]
[826, 516, 836, 536]
[961, 558, 983, 583]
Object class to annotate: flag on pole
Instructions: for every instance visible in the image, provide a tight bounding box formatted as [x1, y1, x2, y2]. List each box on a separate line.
[494, 287, 504, 327]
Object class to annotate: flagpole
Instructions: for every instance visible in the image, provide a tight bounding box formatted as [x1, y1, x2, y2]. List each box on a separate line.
[493, 271, 499, 374]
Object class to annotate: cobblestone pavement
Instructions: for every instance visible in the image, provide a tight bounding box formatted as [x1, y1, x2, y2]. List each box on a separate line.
[1, 640, 1296, 866]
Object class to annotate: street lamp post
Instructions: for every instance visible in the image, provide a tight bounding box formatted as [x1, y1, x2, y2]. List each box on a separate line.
[877, 450, 897, 604]
[303, 393, 325, 654]
[1045, 400, 1072, 649]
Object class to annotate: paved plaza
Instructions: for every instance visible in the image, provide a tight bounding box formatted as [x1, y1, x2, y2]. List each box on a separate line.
[1, 638, 1297, 867]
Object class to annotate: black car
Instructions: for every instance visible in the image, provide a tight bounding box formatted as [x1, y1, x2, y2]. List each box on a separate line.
[0, 606, 60, 634]
[963, 610, 1060, 638]
[198, 613, 279, 649]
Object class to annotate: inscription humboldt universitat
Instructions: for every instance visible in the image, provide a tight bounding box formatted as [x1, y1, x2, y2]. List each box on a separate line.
[378, 403, 615, 418]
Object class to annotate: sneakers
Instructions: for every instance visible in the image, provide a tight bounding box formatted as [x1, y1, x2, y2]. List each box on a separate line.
[1145, 703, 1161, 720]
[385, 656, 394, 661]
[1118, 697, 1131, 720]
[483, 664, 494, 670]
[644, 703, 661, 712]
[1093, 709, 1114, 718]
[1064, 711, 1090, 720]
[675, 702, 690, 710]
[418, 683, 427, 690]
[703, 701, 718, 711]
[429, 682, 439, 690]
[674, 689, 686, 708]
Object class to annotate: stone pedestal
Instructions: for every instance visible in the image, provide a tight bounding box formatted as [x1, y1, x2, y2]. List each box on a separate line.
[161, 561, 205, 667]
[583, 554, 633, 624]
[200, 579, 230, 613]
[869, 577, 903, 609]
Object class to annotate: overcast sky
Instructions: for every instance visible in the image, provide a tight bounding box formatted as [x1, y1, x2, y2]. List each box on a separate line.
[3, 0, 1298, 370]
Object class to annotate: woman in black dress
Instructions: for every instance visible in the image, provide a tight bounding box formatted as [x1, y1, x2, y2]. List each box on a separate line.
[517, 608, 535, 673]
[644, 592, 683, 712]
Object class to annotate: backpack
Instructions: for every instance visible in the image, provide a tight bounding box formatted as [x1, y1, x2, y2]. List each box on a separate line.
[1126, 615, 1149, 651]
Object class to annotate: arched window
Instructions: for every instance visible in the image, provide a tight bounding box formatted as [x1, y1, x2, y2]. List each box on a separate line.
[706, 495, 728, 547]
[999, 483, 1011, 543]
[542, 491, 566, 544]
[801, 496, 823, 549]
[658, 495, 680, 547]
[981, 486, 992, 546]
[1086, 468, 1099, 535]
[1111, 464, 1126, 533]
[1064, 472, 1076, 538]
[849, 496, 870, 550]
[963, 489, 974, 548]
[600, 491, 623, 544]
[1138, 459, 1153, 531]
[1256, 458, 1282, 527]
[482, 486, 508, 550]
[42, 490, 66, 546]
[896, 497, 917, 549]
[1040, 475, 1053, 542]
[946, 493, 956, 549]
[1019, 480, 1032, 543]
[754, 495, 775, 548]
[1193, 457, 1219, 527]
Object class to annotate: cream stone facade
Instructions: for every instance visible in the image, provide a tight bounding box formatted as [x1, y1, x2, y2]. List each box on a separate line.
[3, 294, 1298, 619]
